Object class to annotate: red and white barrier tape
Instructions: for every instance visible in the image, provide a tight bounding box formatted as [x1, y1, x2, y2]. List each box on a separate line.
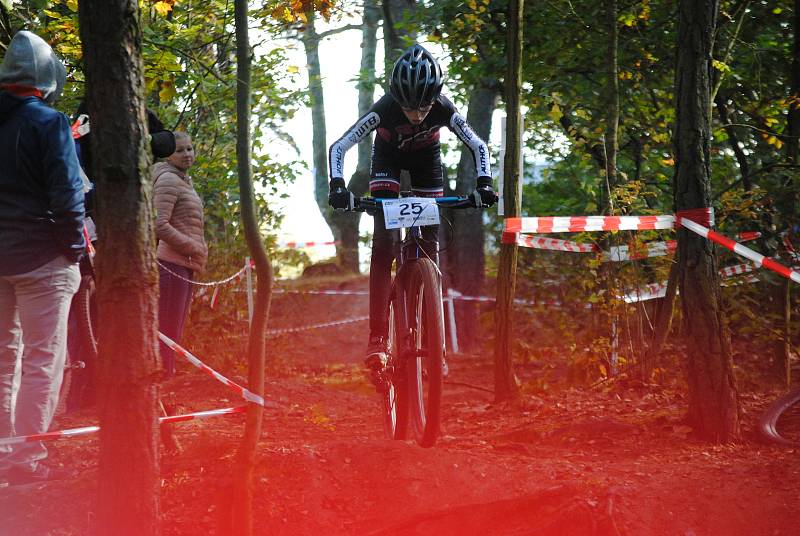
[266, 316, 369, 337]
[505, 208, 714, 235]
[679, 218, 800, 284]
[71, 114, 90, 139]
[501, 232, 598, 252]
[719, 262, 756, 278]
[82, 224, 95, 257]
[445, 289, 564, 308]
[622, 282, 668, 303]
[604, 240, 676, 262]
[273, 288, 369, 297]
[277, 240, 338, 249]
[505, 215, 678, 234]
[158, 332, 270, 408]
[0, 406, 246, 446]
[507, 230, 760, 262]
[623, 263, 761, 303]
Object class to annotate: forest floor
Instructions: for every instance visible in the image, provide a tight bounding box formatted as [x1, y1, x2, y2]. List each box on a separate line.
[1, 274, 799, 535]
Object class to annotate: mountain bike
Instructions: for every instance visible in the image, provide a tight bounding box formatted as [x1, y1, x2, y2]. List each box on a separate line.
[354, 194, 483, 448]
[759, 387, 800, 446]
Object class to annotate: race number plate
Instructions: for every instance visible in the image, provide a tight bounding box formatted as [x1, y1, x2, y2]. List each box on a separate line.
[382, 197, 440, 229]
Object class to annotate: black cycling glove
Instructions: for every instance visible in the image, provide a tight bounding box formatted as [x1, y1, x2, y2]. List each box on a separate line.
[472, 176, 497, 207]
[328, 178, 354, 210]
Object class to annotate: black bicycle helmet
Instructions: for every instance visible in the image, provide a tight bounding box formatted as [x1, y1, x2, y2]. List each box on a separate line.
[389, 44, 444, 109]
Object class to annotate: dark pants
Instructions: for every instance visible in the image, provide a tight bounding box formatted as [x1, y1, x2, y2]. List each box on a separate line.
[369, 208, 439, 339]
[158, 261, 193, 378]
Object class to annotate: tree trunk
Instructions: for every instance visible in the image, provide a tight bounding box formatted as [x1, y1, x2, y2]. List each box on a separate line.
[602, 0, 620, 213]
[598, 0, 621, 371]
[447, 82, 499, 352]
[78, 2, 160, 534]
[494, 0, 524, 402]
[223, 2, 273, 534]
[382, 0, 417, 78]
[303, 10, 360, 271]
[337, 0, 381, 272]
[674, 0, 739, 442]
[646, 260, 680, 378]
[303, 11, 331, 225]
[771, 0, 800, 388]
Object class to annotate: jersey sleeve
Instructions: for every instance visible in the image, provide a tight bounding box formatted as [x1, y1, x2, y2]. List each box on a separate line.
[448, 111, 492, 179]
[328, 105, 382, 181]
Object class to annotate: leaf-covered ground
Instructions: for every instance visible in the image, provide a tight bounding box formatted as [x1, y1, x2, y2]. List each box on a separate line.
[1, 276, 798, 535]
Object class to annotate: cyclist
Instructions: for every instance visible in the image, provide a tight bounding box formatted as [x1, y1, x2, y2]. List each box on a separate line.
[327, 44, 496, 375]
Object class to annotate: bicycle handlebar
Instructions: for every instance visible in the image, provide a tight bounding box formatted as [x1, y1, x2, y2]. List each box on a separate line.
[353, 194, 487, 213]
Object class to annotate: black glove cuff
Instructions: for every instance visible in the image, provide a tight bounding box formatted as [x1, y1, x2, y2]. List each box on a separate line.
[329, 178, 346, 190]
[477, 176, 493, 188]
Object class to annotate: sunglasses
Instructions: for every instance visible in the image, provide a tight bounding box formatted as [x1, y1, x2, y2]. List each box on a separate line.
[401, 104, 433, 113]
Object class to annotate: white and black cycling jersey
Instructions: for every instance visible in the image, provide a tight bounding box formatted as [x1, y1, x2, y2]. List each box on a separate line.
[328, 93, 491, 181]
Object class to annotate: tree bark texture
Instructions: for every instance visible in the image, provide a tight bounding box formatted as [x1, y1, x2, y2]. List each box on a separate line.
[602, 0, 619, 213]
[78, 1, 160, 534]
[336, 0, 381, 272]
[674, 0, 740, 441]
[303, 11, 330, 222]
[382, 0, 417, 80]
[494, 0, 524, 402]
[771, 0, 800, 387]
[223, 2, 273, 534]
[646, 260, 680, 378]
[447, 82, 499, 352]
[303, 11, 361, 271]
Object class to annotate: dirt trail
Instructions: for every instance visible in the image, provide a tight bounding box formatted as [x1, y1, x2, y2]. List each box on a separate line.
[1, 277, 799, 535]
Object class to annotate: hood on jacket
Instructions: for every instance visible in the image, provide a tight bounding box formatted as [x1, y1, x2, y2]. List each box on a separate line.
[0, 31, 66, 104]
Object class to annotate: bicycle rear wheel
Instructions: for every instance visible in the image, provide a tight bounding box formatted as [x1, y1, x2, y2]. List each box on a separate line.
[383, 284, 409, 440]
[405, 259, 445, 448]
[759, 388, 800, 446]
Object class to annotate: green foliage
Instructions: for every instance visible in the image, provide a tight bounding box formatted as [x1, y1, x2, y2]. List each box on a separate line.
[3, 0, 798, 381]
[3, 0, 309, 282]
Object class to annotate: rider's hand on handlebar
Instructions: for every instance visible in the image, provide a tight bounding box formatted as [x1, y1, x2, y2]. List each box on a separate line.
[472, 177, 498, 208]
[328, 179, 354, 210]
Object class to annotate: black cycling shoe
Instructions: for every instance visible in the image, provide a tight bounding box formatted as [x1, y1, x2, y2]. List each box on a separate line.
[364, 336, 389, 391]
[364, 336, 388, 372]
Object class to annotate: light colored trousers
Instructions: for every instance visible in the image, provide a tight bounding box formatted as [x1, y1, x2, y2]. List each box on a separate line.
[0, 255, 80, 472]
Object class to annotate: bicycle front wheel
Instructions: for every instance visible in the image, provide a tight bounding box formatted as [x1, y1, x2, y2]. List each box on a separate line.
[405, 259, 445, 448]
[383, 287, 409, 440]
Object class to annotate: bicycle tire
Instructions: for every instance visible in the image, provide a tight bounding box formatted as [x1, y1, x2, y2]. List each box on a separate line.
[405, 259, 445, 448]
[75, 275, 98, 360]
[759, 388, 800, 446]
[56, 360, 73, 415]
[66, 274, 98, 409]
[383, 287, 409, 440]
